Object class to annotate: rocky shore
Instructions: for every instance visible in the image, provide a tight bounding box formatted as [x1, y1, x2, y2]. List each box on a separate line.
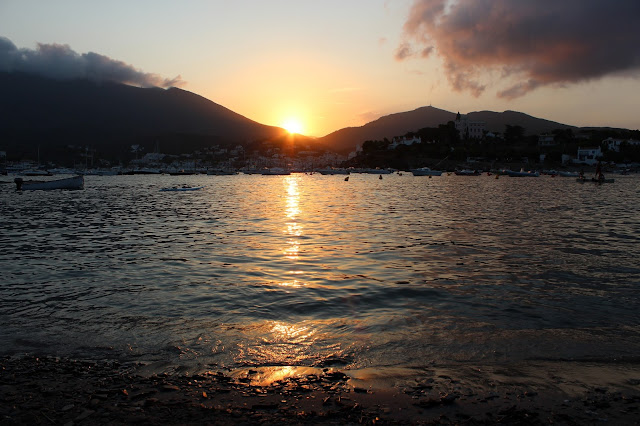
[2, 355, 640, 425]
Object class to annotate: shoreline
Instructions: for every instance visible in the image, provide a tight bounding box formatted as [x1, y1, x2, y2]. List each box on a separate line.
[2, 355, 639, 425]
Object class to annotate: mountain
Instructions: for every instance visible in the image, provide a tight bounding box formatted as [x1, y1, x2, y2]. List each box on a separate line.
[319, 106, 456, 153]
[318, 106, 576, 153]
[0, 72, 313, 160]
[466, 110, 574, 135]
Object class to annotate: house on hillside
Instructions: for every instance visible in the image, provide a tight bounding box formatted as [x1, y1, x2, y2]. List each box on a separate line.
[603, 137, 640, 152]
[388, 136, 421, 150]
[454, 112, 485, 139]
[575, 147, 603, 165]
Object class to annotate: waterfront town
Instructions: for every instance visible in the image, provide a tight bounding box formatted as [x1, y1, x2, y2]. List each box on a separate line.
[2, 113, 640, 176]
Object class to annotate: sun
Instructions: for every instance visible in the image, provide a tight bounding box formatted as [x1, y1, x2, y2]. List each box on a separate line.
[282, 118, 304, 135]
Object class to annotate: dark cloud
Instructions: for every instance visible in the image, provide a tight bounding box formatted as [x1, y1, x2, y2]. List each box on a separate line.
[0, 36, 184, 88]
[394, 43, 414, 61]
[399, 0, 640, 98]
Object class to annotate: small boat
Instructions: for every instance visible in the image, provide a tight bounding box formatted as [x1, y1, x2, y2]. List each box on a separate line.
[454, 169, 480, 176]
[411, 167, 443, 176]
[364, 168, 392, 174]
[22, 169, 54, 176]
[261, 168, 291, 175]
[124, 168, 162, 175]
[504, 169, 540, 177]
[159, 186, 204, 192]
[558, 171, 579, 177]
[15, 175, 84, 190]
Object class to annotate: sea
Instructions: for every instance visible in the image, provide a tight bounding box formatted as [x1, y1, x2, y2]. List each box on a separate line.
[1, 173, 640, 378]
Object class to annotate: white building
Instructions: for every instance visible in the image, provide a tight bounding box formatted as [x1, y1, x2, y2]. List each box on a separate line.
[603, 137, 640, 152]
[454, 112, 485, 139]
[575, 146, 603, 165]
[388, 136, 422, 150]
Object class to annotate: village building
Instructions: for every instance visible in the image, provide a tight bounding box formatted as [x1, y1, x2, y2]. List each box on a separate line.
[575, 146, 603, 165]
[388, 136, 422, 150]
[454, 112, 485, 139]
[603, 137, 640, 152]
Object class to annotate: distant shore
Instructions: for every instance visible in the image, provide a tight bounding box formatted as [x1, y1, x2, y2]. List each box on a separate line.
[2, 355, 639, 425]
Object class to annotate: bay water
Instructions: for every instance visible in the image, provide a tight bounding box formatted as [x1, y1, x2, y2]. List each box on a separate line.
[2, 173, 639, 376]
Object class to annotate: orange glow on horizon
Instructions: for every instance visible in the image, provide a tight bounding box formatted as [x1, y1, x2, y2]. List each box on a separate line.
[282, 118, 304, 135]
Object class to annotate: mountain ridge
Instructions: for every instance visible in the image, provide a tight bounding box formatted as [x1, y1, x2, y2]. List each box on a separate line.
[318, 106, 577, 153]
[0, 71, 296, 160]
[0, 71, 615, 162]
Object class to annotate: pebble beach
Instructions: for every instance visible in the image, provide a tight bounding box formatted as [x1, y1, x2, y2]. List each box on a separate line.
[2, 355, 640, 425]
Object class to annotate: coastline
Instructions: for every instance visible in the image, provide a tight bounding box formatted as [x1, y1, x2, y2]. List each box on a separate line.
[2, 355, 639, 425]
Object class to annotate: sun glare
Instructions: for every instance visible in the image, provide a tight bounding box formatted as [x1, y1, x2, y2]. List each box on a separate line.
[282, 118, 303, 135]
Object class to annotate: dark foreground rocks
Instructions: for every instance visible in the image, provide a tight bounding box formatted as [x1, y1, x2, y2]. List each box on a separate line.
[1, 355, 640, 425]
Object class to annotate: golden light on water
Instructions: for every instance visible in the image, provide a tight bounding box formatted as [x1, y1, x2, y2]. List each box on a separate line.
[283, 176, 302, 261]
[240, 320, 318, 371]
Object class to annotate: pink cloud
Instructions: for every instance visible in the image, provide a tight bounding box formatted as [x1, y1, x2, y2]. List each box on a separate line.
[399, 0, 640, 98]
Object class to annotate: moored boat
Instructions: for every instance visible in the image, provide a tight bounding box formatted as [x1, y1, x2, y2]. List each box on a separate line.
[411, 167, 443, 176]
[22, 169, 53, 176]
[261, 168, 291, 175]
[454, 169, 480, 176]
[558, 171, 579, 177]
[15, 175, 84, 190]
[504, 169, 540, 177]
[364, 168, 392, 174]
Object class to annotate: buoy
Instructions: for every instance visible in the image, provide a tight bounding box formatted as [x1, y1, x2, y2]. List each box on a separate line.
[344, 176, 349, 181]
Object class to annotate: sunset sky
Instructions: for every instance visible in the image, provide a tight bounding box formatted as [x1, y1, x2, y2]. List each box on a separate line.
[1, 0, 639, 136]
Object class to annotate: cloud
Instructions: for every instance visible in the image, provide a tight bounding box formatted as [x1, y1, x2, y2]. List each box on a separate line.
[398, 0, 640, 98]
[394, 43, 414, 61]
[0, 36, 184, 88]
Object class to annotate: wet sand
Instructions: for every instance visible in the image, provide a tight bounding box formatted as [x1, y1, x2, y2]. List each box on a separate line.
[2, 355, 639, 425]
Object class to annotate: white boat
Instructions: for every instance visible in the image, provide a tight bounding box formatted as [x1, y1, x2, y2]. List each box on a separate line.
[159, 186, 204, 192]
[261, 168, 291, 175]
[411, 167, 443, 176]
[504, 169, 540, 177]
[454, 169, 480, 176]
[15, 175, 84, 190]
[364, 168, 392, 174]
[558, 171, 579, 177]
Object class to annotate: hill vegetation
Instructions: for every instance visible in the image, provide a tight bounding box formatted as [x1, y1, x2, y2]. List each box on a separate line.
[1, 72, 638, 171]
[345, 123, 640, 171]
[0, 72, 322, 165]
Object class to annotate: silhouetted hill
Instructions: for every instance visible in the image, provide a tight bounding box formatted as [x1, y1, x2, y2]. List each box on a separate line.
[0, 72, 311, 161]
[319, 106, 456, 153]
[319, 106, 576, 153]
[467, 110, 574, 135]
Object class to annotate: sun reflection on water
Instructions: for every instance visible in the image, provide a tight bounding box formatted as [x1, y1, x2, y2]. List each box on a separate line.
[282, 176, 303, 265]
[241, 320, 319, 367]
